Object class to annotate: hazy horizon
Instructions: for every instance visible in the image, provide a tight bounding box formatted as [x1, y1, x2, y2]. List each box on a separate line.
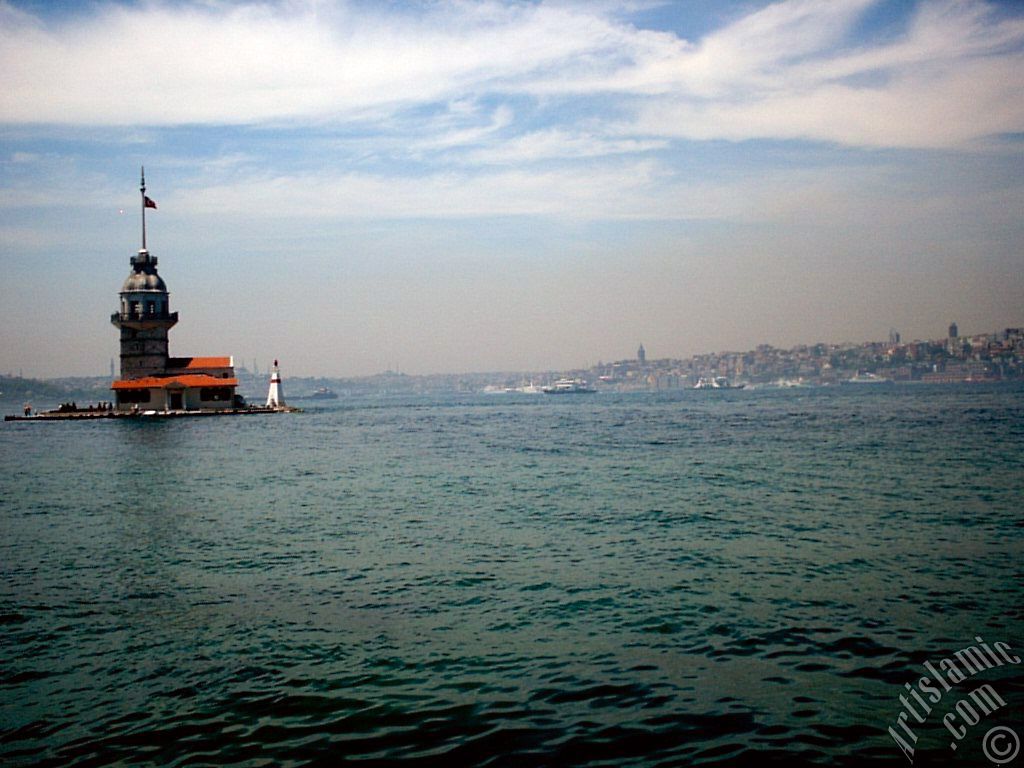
[2, 0, 1023, 378]
[3, 317, 1019, 383]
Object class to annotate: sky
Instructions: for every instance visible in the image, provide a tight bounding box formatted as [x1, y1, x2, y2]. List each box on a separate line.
[1, 0, 1022, 378]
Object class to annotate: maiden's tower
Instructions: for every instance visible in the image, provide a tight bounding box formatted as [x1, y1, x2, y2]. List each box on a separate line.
[4, 169, 296, 421]
[109, 169, 239, 412]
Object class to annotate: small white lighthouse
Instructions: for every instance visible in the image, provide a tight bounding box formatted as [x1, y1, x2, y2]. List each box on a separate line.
[266, 359, 286, 408]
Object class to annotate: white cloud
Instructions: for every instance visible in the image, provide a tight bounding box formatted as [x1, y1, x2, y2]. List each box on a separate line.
[674, 0, 878, 96]
[173, 162, 679, 221]
[0, 0, 1020, 152]
[407, 104, 516, 153]
[152, 158, 1000, 228]
[463, 129, 668, 165]
[625, 0, 1024, 148]
[631, 53, 1024, 148]
[0, 1, 635, 124]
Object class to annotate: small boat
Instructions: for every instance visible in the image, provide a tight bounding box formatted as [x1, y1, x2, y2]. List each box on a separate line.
[694, 377, 745, 390]
[542, 377, 596, 394]
[309, 387, 339, 400]
[844, 372, 889, 385]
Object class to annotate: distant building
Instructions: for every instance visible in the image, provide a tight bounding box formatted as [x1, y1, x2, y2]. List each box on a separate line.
[637, 343, 646, 365]
[946, 321, 960, 355]
[109, 170, 238, 411]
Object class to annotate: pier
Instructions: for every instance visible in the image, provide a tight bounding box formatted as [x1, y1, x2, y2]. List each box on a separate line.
[5, 405, 299, 422]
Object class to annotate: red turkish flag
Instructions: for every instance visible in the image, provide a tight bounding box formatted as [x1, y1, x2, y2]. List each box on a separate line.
[144, 196, 157, 209]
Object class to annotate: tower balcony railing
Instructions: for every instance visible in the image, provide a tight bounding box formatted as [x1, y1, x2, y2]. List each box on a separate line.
[111, 310, 179, 324]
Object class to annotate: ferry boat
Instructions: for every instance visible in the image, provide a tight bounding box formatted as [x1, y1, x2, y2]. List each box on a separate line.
[482, 381, 544, 395]
[694, 377, 745, 390]
[844, 372, 890, 385]
[542, 377, 596, 394]
[309, 387, 338, 400]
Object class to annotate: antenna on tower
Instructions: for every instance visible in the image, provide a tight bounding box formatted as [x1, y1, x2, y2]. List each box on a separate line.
[140, 166, 157, 251]
[141, 166, 147, 250]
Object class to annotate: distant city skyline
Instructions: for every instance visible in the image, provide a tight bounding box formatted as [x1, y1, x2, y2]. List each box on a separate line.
[2, 0, 1023, 377]
[4, 319, 1017, 384]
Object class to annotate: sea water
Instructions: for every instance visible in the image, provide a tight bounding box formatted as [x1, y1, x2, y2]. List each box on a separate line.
[1, 385, 1022, 766]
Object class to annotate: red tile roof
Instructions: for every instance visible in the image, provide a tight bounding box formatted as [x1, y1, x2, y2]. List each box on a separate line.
[166, 356, 233, 370]
[111, 375, 238, 390]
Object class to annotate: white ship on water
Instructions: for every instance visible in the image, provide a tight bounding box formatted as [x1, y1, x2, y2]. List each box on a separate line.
[482, 381, 543, 395]
[694, 377, 745, 390]
[542, 378, 597, 394]
[844, 372, 890, 384]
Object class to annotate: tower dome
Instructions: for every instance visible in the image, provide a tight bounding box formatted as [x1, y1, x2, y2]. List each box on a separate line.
[121, 253, 167, 292]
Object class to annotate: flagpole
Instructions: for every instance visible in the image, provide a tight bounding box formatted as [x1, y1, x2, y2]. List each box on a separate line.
[140, 166, 147, 250]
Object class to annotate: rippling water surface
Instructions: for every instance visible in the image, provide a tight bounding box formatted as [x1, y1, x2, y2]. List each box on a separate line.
[2, 385, 1022, 766]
